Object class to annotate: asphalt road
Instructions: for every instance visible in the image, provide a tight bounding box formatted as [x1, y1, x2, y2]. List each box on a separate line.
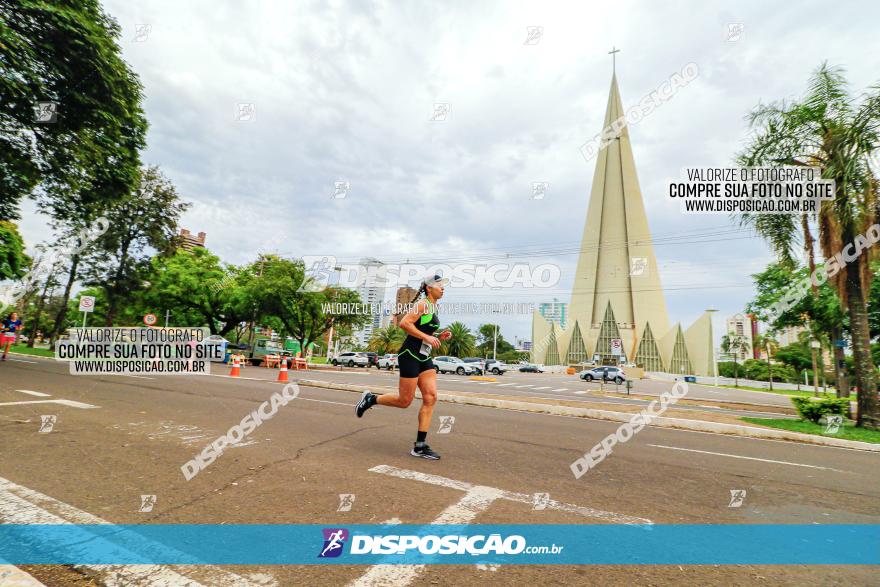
[1, 355, 877, 586]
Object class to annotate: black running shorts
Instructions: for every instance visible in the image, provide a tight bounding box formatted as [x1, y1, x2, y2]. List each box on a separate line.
[397, 349, 435, 378]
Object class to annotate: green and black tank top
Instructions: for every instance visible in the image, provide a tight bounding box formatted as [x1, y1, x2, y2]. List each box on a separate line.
[398, 302, 440, 360]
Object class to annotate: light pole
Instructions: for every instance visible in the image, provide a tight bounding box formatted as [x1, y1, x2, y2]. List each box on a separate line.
[706, 309, 719, 386]
[325, 266, 343, 359]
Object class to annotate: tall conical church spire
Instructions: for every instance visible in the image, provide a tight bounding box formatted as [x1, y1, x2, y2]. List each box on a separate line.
[564, 70, 671, 363]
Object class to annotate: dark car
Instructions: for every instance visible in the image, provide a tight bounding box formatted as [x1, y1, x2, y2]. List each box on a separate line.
[364, 352, 379, 367]
[519, 364, 544, 373]
[580, 366, 626, 384]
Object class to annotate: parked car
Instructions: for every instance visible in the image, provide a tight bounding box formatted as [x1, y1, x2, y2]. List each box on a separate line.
[462, 357, 485, 375]
[364, 352, 379, 367]
[484, 359, 510, 375]
[332, 351, 369, 367]
[580, 366, 626, 384]
[376, 354, 398, 370]
[519, 363, 545, 373]
[434, 356, 478, 375]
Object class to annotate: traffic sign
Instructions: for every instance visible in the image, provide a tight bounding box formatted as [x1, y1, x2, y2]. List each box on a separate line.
[78, 296, 96, 313]
[610, 338, 623, 356]
[143, 313, 158, 326]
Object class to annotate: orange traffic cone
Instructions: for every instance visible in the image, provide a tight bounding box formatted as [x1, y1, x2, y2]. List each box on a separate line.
[229, 356, 241, 377]
[277, 358, 289, 382]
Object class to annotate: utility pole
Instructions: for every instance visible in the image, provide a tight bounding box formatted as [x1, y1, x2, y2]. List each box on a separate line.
[493, 323, 498, 360]
[766, 341, 773, 392]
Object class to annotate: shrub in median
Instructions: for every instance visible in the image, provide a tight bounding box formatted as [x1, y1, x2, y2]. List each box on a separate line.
[790, 397, 850, 423]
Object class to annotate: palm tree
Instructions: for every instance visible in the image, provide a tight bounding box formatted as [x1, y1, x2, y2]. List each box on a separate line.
[721, 333, 751, 387]
[367, 325, 404, 355]
[738, 63, 879, 428]
[441, 321, 476, 358]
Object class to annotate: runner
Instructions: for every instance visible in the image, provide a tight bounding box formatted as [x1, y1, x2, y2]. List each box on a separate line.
[1, 312, 23, 361]
[355, 273, 451, 459]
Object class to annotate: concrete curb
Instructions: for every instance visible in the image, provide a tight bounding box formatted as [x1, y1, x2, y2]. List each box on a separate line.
[295, 378, 880, 453]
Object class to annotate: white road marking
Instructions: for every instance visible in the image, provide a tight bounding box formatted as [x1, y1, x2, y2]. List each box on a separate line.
[0, 564, 45, 586]
[574, 391, 588, 395]
[515, 385, 534, 388]
[551, 388, 568, 392]
[0, 476, 262, 587]
[496, 383, 516, 387]
[15, 389, 52, 397]
[534, 386, 551, 390]
[301, 397, 352, 407]
[7, 358, 38, 364]
[476, 382, 492, 385]
[647, 444, 842, 471]
[114, 374, 154, 380]
[0, 399, 98, 409]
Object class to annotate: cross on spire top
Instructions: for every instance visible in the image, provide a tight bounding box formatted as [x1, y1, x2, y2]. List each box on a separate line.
[608, 46, 621, 74]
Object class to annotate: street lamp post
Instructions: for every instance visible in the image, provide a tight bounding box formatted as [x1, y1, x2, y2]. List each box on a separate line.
[706, 309, 719, 386]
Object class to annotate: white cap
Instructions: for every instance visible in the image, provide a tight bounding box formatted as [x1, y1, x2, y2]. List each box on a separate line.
[421, 272, 449, 287]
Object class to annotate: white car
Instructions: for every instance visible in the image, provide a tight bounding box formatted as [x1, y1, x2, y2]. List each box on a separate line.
[376, 354, 398, 370]
[483, 359, 510, 375]
[434, 356, 478, 375]
[332, 352, 369, 367]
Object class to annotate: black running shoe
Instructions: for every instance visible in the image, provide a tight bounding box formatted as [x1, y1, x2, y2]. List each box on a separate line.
[355, 390, 376, 418]
[411, 443, 441, 460]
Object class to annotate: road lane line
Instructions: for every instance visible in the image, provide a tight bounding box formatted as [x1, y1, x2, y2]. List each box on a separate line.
[349, 484, 504, 587]
[0, 399, 98, 409]
[551, 388, 568, 392]
[496, 383, 516, 387]
[534, 386, 551, 390]
[7, 358, 38, 364]
[15, 389, 52, 397]
[646, 444, 842, 471]
[369, 465, 651, 525]
[0, 476, 263, 587]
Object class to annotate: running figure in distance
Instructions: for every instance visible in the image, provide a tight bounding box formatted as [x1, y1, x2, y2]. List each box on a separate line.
[355, 273, 450, 459]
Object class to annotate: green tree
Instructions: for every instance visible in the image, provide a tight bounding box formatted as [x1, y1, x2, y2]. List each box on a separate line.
[83, 167, 189, 325]
[441, 322, 476, 358]
[142, 248, 251, 335]
[368, 325, 404, 354]
[476, 323, 514, 357]
[720, 333, 751, 387]
[0, 0, 147, 219]
[0, 221, 30, 280]
[248, 256, 368, 353]
[739, 63, 879, 427]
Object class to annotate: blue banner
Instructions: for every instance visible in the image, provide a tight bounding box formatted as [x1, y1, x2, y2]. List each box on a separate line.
[0, 524, 877, 565]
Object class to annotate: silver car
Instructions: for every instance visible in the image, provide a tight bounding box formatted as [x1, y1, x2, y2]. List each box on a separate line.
[433, 356, 478, 375]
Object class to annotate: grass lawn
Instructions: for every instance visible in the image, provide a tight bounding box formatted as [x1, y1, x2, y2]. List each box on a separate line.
[741, 417, 880, 444]
[718, 383, 854, 400]
[8, 344, 54, 358]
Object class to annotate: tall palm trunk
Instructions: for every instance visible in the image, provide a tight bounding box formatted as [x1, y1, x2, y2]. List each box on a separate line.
[843, 250, 879, 428]
[49, 254, 80, 343]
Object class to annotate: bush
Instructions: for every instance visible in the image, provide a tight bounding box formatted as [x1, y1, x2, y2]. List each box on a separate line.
[791, 397, 850, 423]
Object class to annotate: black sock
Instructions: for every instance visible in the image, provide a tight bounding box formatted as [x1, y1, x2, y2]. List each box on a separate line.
[416, 430, 427, 445]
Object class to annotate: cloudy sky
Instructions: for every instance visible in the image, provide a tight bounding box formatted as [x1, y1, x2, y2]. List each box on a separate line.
[17, 0, 880, 343]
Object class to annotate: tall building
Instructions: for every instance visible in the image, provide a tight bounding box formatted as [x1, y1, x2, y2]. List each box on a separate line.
[538, 298, 568, 330]
[531, 69, 713, 375]
[726, 313, 756, 359]
[353, 258, 387, 347]
[393, 286, 417, 326]
[178, 229, 206, 250]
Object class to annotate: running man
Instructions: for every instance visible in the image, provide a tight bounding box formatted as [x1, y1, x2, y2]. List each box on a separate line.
[1, 312, 23, 361]
[355, 273, 450, 459]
